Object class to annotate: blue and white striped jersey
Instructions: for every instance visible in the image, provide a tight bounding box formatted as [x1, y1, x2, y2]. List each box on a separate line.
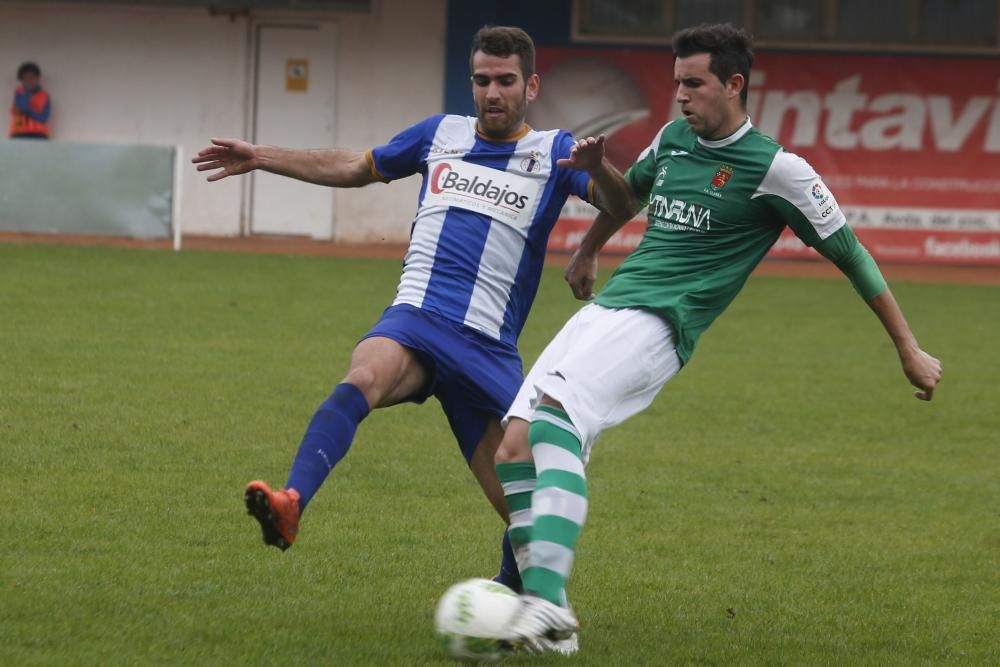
[369, 114, 592, 347]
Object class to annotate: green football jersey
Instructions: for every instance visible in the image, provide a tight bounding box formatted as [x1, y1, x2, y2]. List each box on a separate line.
[597, 118, 848, 365]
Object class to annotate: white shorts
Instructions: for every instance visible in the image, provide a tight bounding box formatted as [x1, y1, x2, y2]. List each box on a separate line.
[505, 303, 681, 463]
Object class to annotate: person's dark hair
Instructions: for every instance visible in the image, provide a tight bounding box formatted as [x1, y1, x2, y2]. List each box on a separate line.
[672, 24, 753, 106]
[470, 25, 535, 78]
[17, 61, 41, 80]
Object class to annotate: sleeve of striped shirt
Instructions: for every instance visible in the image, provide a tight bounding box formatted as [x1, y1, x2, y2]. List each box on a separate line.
[370, 114, 444, 182]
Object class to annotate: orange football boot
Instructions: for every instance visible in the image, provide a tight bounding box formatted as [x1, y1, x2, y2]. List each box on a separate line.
[244, 480, 301, 551]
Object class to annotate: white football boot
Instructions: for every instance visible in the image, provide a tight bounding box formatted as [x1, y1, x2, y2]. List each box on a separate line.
[501, 594, 580, 652]
[534, 632, 580, 655]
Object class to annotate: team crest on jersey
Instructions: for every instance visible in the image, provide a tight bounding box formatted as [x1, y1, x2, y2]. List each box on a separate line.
[520, 150, 546, 173]
[710, 164, 734, 191]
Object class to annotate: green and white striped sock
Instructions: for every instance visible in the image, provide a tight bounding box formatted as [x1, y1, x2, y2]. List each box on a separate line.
[523, 405, 588, 606]
[495, 461, 537, 579]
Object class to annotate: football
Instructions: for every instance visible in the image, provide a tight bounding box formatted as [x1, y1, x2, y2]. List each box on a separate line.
[434, 578, 521, 662]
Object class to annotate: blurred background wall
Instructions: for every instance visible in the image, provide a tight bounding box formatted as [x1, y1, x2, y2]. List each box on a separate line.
[0, 0, 445, 241]
[2, 0, 998, 264]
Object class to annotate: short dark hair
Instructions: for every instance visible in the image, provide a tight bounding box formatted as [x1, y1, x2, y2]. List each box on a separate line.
[470, 25, 535, 78]
[17, 61, 41, 80]
[672, 24, 753, 106]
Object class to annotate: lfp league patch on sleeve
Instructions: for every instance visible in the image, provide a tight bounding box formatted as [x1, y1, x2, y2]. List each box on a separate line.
[806, 180, 840, 222]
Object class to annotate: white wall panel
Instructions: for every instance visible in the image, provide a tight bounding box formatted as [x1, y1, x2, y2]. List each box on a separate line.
[0, 0, 446, 241]
[331, 2, 446, 243]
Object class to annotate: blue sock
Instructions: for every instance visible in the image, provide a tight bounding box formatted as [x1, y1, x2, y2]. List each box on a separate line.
[285, 383, 370, 511]
[495, 529, 523, 593]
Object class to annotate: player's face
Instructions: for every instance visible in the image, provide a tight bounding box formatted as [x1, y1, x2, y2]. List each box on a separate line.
[471, 51, 539, 140]
[674, 53, 745, 140]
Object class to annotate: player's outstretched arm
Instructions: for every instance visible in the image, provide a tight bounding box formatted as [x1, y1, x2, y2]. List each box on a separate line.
[805, 221, 941, 401]
[565, 209, 631, 301]
[192, 137, 377, 188]
[865, 288, 942, 401]
[192, 138, 257, 181]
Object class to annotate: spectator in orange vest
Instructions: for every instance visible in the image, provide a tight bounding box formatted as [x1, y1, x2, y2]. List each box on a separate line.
[10, 61, 51, 139]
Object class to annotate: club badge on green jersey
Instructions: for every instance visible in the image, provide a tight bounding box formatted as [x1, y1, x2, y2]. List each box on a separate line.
[709, 164, 734, 191]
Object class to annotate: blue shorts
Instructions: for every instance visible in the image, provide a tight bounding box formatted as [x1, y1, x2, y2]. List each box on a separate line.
[362, 304, 524, 463]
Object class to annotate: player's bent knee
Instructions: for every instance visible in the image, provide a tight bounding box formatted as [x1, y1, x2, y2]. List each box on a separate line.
[494, 419, 532, 464]
[494, 445, 525, 464]
[343, 366, 377, 394]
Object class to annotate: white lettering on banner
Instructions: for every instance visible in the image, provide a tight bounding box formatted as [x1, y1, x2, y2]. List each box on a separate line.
[738, 72, 1000, 153]
[987, 90, 1000, 151]
[869, 242, 922, 258]
[927, 96, 993, 151]
[423, 159, 542, 228]
[759, 90, 822, 146]
[824, 76, 867, 149]
[547, 214, 1000, 263]
[842, 207, 1000, 231]
[558, 198, 1000, 234]
[925, 237, 1000, 258]
[825, 173, 1000, 194]
[860, 93, 926, 151]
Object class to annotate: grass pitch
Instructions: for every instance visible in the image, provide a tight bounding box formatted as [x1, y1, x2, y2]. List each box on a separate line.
[1, 243, 997, 666]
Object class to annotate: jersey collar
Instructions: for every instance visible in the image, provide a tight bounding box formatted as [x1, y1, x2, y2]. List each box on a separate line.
[475, 121, 532, 143]
[696, 116, 752, 149]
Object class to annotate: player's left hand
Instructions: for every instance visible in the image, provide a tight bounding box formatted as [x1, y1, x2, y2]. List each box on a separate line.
[557, 135, 607, 172]
[901, 347, 942, 401]
[565, 248, 598, 300]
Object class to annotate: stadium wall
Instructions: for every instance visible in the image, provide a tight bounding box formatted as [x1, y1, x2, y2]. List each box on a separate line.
[0, 0, 446, 242]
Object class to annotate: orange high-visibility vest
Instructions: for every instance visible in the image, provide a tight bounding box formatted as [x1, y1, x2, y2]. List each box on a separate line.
[9, 86, 50, 138]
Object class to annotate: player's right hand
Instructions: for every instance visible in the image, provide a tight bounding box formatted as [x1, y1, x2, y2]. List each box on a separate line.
[192, 137, 258, 181]
[902, 347, 942, 401]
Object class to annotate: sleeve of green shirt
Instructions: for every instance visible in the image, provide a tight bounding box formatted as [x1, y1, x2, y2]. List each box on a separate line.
[812, 226, 888, 300]
[754, 149, 888, 300]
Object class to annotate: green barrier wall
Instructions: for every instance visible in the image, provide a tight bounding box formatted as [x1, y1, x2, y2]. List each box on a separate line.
[0, 140, 175, 239]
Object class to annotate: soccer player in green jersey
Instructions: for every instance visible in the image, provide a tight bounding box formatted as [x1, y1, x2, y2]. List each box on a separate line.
[494, 23, 943, 648]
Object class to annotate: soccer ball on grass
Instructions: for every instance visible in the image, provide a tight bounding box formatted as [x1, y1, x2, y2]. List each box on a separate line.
[434, 578, 520, 662]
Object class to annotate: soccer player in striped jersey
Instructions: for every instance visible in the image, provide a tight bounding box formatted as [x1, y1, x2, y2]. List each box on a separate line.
[495, 23, 942, 649]
[191, 26, 631, 600]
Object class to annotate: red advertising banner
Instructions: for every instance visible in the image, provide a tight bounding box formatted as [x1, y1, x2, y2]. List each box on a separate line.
[529, 48, 1000, 264]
